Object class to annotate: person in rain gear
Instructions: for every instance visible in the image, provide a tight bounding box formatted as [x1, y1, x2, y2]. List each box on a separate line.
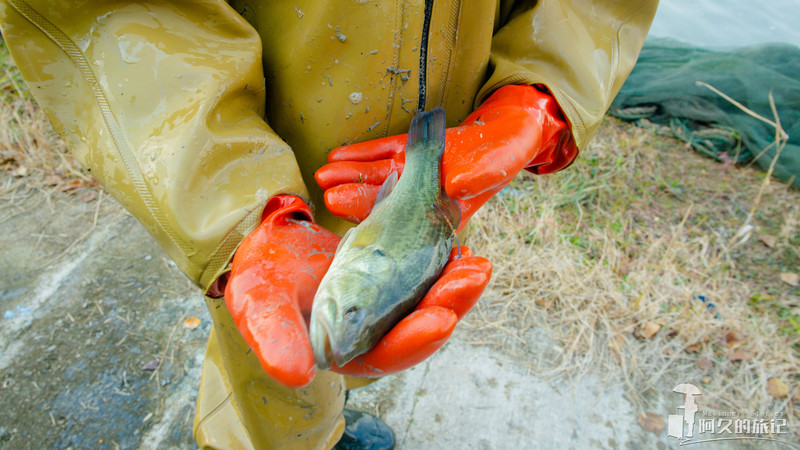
[0, 0, 658, 448]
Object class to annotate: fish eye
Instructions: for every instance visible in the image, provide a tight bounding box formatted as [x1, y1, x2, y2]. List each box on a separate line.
[343, 306, 359, 320]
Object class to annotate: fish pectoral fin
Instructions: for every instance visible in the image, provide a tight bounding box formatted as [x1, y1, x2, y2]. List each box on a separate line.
[432, 196, 461, 233]
[374, 170, 399, 207]
[437, 194, 461, 228]
[348, 220, 385, 248]
[432, 197, 462, 258]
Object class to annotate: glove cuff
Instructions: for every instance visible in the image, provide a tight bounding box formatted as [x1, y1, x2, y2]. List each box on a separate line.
[261, 194, 314, 224]
[207, 195, 313, 298]
[470, 84, 579, 175]
[523, 85, 579, 174]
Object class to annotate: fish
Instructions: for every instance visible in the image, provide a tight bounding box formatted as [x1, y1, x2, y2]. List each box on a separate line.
[310, 106, 460, 369]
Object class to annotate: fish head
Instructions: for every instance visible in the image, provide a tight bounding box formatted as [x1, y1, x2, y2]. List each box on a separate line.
[310, 248, 395, 369]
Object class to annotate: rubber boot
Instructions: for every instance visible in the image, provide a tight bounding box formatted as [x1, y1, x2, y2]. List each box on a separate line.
[334, 408, 395, 450]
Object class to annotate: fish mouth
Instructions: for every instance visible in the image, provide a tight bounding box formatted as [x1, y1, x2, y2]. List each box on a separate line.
[310, 311, 335, 370]
[310, 309, 362, 369]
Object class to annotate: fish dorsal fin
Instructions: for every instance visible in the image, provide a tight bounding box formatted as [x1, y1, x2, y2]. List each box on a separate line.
[374, 170, 399, 206]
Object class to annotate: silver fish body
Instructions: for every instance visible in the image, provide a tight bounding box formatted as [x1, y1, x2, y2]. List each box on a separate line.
[310, 107, 460, 369]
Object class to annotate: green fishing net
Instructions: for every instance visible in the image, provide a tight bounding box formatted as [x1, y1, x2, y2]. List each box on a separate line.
[611, 38, 800, 188]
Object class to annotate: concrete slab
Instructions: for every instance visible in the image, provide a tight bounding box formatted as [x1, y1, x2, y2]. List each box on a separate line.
[0, 190, 210, 449]
[347, 335, 672, 450]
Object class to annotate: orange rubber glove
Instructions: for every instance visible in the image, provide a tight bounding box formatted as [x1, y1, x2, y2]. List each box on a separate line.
[315, 85, 578, 229]
[224, 195, 492, 388]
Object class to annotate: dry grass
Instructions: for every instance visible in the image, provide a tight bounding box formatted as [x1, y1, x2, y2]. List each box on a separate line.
[467, 117, 800, 434]
[0, 40, 95, 194]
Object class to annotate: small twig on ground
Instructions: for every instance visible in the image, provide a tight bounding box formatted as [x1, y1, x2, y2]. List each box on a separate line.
[149, 307, 191, 386]
[747, 90, 787, 218]
[697, 83, 787, 219]
[697, 82, 789, 263]
[92, 189, 103, 227]
[696, 81, 788, 141]
[51, 189, 107, 262]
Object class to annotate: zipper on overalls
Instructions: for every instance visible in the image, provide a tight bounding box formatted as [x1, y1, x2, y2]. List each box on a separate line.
[418, 0, 434, 112]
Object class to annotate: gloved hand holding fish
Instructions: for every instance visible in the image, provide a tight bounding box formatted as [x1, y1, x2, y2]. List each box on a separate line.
[224, 108, 491, 388]
[310, 107, 465, 370]
[315, 85, 578, 228]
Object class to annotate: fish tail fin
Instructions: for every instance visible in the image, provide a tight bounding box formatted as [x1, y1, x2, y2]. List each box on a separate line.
[407, 106, 446, 156]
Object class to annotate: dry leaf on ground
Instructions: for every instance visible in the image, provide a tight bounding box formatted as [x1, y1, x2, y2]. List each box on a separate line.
[728, 351, 752, 362]
[698, 357, 713, 370]
[724, 331, 743, 348]
[10, 165, 27, 177]
[43, 175, 64, 186]
[767, 378, 789, 398]
[638, 412, 665, 435]
[685, 343, 702, 353]
[780, 273, 799, 287]
[183, 317, 201, 330]
[758, 235, 777, 248]
[635, 321, 660, 340]
[142, 359, 160, 371]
